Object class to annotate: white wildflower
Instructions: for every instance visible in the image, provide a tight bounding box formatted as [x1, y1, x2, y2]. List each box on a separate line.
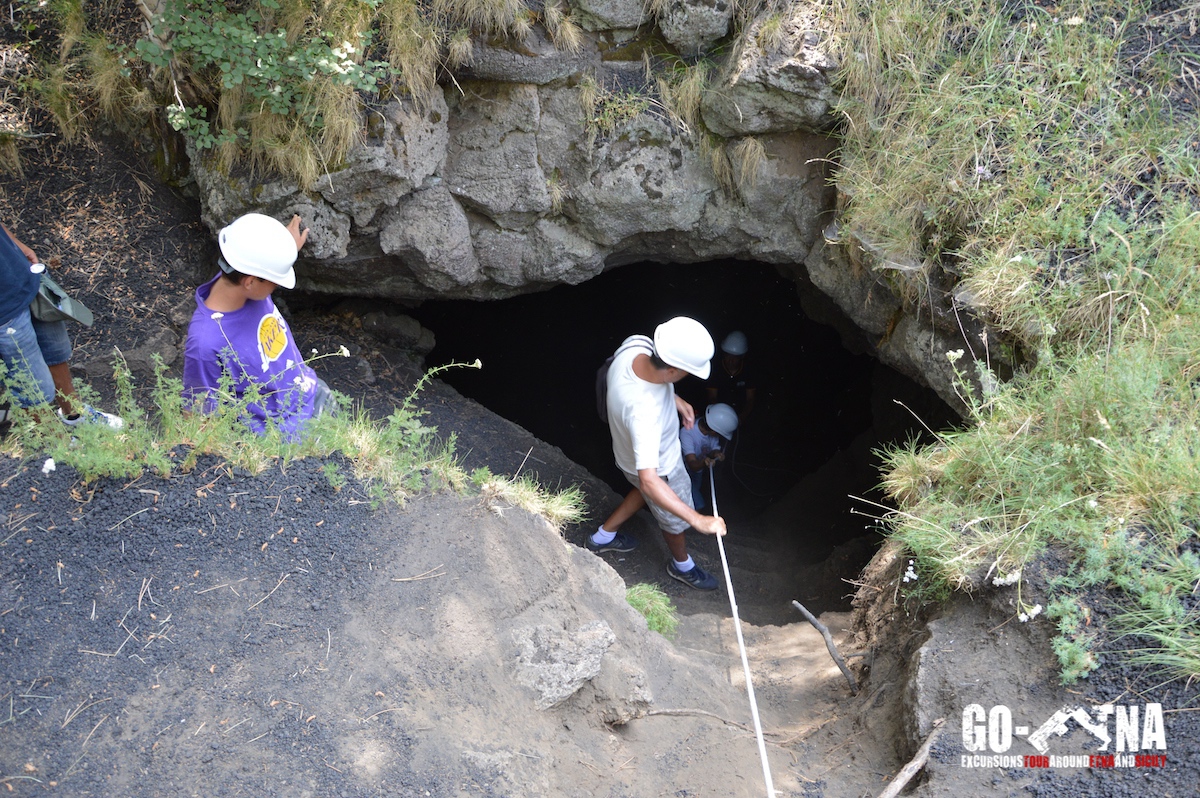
[1088, 499, 1098, 509]
[338, 345, 350, 357]
[946, 349, 964, 364]
[902, 559, 918, 583]
[42, 458, 56, 475]
[470, 358, 483, 369]
[311, 348, 318, 355]
[993, 570, 1022, 587]
[5, 327, 15, 335]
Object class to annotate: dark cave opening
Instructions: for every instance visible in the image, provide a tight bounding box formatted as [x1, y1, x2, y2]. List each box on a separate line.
[406, 260, 959, 564]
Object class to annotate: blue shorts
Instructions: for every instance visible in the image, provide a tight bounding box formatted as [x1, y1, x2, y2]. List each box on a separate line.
[0, 306, 72, 406]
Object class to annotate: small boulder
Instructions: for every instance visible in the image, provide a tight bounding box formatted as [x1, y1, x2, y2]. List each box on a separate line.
[660, 0, 735, 55]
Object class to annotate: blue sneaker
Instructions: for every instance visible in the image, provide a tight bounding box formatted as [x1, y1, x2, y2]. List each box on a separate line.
[586, 532, 638, 553]
[666, 560, 718, 591]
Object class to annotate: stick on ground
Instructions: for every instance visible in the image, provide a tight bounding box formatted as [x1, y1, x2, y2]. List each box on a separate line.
[876, 717, 945, 798]
[791, 600, 859, 695]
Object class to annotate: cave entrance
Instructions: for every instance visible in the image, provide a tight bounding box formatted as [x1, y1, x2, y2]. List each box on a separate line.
[407, 260, 957, 615]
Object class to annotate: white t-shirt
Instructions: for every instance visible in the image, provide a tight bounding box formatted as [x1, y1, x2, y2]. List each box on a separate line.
[606, 337, 682, 477]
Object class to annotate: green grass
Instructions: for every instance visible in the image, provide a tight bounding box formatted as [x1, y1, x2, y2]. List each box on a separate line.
[0, 355, 584, 527]
[836, 0, 1200, 682]
[626, 583, 679, 637]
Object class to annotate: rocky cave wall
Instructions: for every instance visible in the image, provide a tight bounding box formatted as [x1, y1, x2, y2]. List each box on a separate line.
[188, 0, 992, 410]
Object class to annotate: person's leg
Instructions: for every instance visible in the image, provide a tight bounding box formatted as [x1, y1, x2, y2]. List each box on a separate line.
[662, 528, 688, 561]
[47, 363, 76, 413]
[33, 316, 122, 428]
[588, 475, 647, 552]
[0, 308, 57, 408]
[33, 316, 77, 414]
[689, 469, 707, 511]
[601, 488, 645, 532]
[642, 464, 717, 590]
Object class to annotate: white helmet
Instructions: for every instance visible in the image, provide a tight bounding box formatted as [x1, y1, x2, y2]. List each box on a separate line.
[721, 331, 748, 356]
[705, 403, 738, 440]
[654, 316, 714, 379]
[218, 213, 298, 289]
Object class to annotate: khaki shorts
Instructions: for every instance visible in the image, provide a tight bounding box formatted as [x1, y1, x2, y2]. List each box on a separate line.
[621, 461, 692, 536]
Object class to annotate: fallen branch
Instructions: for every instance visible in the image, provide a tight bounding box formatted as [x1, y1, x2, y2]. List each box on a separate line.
[876, 717, 945, 798]
[791, 600, 858, 695]
[645, 707, 754, 733]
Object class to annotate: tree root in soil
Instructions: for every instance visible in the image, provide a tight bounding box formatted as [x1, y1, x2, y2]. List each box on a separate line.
[876, 717, 945, 798]
[792, 600, 859, 695]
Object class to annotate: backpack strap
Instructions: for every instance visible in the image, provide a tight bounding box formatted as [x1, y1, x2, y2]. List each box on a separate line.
[596, 335, 654, 422]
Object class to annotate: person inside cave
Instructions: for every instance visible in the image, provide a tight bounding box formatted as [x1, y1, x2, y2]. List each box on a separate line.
[182, 212, 333, 437]
[706, 330, 757, 424]
[680, 403, 738, 514]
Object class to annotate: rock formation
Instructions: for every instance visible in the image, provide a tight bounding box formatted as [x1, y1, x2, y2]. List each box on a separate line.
[186, 0, 995, 408]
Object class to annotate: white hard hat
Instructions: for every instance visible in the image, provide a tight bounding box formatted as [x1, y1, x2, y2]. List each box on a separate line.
[721, 331, 748, 356]
[654, 316, 714, 379]
[218, 213, 298, 288]
[705, 403, 738, 440]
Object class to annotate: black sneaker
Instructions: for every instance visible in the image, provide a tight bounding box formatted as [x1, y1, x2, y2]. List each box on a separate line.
[666, 561, 718, 591]
[586, 532, 638, 553]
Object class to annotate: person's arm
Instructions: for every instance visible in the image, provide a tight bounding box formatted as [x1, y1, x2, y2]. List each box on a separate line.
[683, 452, 707, 473]
[637, 467, 726, 536]
[674, 394, 695, 429]
[2, 223, 37, 263]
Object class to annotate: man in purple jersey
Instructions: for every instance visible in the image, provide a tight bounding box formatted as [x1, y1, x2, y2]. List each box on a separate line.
[183, 213, 332, 437]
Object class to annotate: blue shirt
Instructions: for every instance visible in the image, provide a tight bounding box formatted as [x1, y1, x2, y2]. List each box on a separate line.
[0, 229, 40, 325]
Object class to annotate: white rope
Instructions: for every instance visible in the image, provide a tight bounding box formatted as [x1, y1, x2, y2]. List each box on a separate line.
[709, 466, 776, 798]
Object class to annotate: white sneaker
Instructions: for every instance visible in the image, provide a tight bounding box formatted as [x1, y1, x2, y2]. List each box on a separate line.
[60, 404, 124, 430]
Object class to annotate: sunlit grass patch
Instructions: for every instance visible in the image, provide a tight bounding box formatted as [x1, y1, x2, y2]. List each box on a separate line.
[626, 583, 679, 637]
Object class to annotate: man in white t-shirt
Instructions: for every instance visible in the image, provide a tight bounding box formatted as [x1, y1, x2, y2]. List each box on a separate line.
[586, 317, 727, 591]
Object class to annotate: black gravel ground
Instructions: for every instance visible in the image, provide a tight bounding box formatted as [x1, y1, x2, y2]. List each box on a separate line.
[0, 454, 450, 796]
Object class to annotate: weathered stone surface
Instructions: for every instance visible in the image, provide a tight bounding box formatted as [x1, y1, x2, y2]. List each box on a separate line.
[189, 18, 842, 301]
[660, 0, 735, 55]
[572, 0, 650, 30]
[318, 94, 450, 230]
[512, 621, 616, 709]
[701, 7, 837, 136]
[187, 93, 449, 256]
[379, 185, 482, 292]
[803, 228, 995, 412]
[445, 83, 551, 225]
[456, 25, 597, 85]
